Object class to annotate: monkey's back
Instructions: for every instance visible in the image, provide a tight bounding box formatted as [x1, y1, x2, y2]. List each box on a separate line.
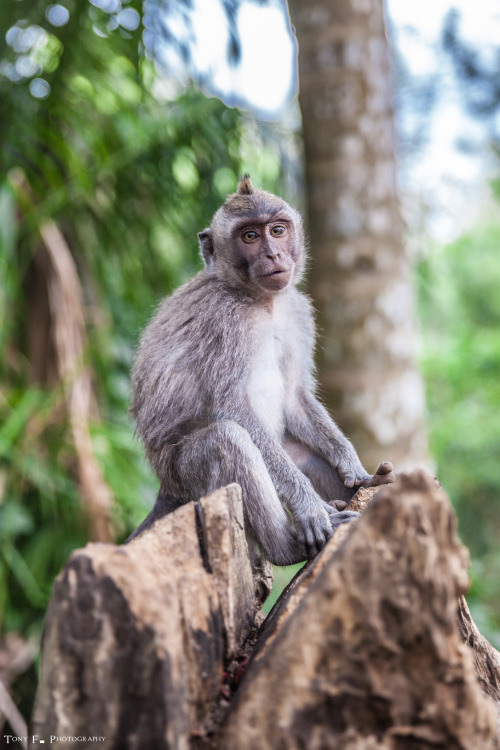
[131, 271, 250, 449]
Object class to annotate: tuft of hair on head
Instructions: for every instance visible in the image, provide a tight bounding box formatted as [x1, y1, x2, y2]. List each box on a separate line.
[237, 174, 254, 195]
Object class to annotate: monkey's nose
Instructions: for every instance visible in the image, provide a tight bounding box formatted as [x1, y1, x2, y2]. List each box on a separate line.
[266, 247, 280, 260]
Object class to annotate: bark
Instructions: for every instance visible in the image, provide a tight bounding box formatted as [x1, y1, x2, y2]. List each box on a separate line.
[289, 0, 429, 471]
[219, 474, 499, 749]
[0, 634, 37, 742]
[457, 595, 500, 733]
[31, 484, 270, 749]
[32, 475, 500, 749]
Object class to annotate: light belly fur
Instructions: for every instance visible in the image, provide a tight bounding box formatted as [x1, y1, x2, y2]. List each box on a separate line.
[247, 337, 285, 437]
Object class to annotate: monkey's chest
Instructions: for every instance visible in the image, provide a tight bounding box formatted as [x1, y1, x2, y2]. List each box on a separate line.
[247, 336, 286, 437]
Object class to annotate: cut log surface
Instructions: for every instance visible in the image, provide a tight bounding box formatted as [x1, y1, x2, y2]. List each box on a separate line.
[31, 473, 500, 750]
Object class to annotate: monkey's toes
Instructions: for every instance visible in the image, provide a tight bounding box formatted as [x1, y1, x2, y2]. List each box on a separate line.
[331, 499, 347, 511]
[375, 461, 394, 475]
[330, 510, 360, 531]
[368, 461, 397, 486]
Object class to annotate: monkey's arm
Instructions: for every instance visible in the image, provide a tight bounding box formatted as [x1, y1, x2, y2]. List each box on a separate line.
[285, 389, 394, 489]
[226, 409, 356, 557]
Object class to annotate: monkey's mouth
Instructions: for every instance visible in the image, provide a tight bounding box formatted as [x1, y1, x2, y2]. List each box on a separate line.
[260, 269, 290, 278]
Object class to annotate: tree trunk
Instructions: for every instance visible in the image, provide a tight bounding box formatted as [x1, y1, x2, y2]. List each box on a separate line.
[289, 0, 429, 471]
[31, 475, 500, 749]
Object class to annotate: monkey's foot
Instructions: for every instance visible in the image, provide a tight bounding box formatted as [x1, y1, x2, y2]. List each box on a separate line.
[364, 461, 397, 487]
[329, 463, 395, 510]
[329, 509, 360, 532]
[330, 499, 348, 511]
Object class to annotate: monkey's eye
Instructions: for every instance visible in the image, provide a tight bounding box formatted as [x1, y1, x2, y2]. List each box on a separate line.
[270, 225, 286, 237]
[242, 230, 259, 243]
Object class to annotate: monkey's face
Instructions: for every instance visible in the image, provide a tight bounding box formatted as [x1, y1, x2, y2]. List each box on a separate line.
[232, 216, 298, 293]
[198, 183, 306, 297]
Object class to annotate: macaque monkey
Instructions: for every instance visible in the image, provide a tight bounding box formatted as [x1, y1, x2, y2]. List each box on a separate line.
[129, 176, 396, 565]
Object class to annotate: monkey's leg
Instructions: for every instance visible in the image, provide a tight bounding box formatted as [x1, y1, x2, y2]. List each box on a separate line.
[126, 491, 186, 542]
[300, 455, 396, 508]
[283, 436, 355, 509]
[176, 420, 305, 566]
[282, 437, 396, 509]
[300, 453, 357, 508]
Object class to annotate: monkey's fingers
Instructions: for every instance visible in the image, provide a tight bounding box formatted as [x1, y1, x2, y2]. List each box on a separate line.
[296, 512, 333, 559]
[343, 473, 371, 488]
[342, 473, 359, 488]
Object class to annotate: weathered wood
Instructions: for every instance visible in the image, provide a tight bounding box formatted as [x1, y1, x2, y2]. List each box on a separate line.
[457, 595, 500, 736]
[31, 474, 500, 750]
[31, 484, 268, 749]
[350, 485, 500, 735]
[218, 473, 499, 750]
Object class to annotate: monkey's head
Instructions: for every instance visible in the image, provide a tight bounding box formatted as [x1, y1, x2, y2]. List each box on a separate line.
[198, 176, 306, 297]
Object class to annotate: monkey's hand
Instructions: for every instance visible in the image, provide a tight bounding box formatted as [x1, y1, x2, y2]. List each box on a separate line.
[336, 452, 372, 488]
[338, 457, 396, 489]
[293, 502, 334, 559]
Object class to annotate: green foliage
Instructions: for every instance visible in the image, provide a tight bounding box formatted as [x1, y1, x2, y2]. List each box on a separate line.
[417, 221, 500, 645]
[263, 562, 304, 614]
[0, 0, 286, 650]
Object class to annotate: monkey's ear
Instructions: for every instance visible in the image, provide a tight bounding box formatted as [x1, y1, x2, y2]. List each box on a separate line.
[198, 228, 215, 266]
[237, 174, 254, 195]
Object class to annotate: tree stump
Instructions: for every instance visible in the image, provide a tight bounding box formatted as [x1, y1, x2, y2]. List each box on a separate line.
[31, 485, 270, 748]
[31, 473, 500, 749]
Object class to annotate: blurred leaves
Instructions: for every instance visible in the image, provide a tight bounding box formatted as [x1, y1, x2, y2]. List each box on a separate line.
[417, 220, 500, 645]
[0, 0, 285, 650]
[442, 9, 500, 122]
[3, 0, 497, 706]
[142, 0, 271, 88]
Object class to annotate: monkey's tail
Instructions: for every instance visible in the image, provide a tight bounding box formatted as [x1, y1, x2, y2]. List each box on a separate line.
[125, 491, 185, 543]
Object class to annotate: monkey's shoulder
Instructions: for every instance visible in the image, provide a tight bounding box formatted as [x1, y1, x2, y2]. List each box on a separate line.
[139, 273, 254, 384]
[132, 273, 251, 419]
[151, 272, 248, 332]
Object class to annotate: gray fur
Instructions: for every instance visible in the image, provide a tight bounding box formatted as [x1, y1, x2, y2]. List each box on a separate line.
[129, 180, 379, 565]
